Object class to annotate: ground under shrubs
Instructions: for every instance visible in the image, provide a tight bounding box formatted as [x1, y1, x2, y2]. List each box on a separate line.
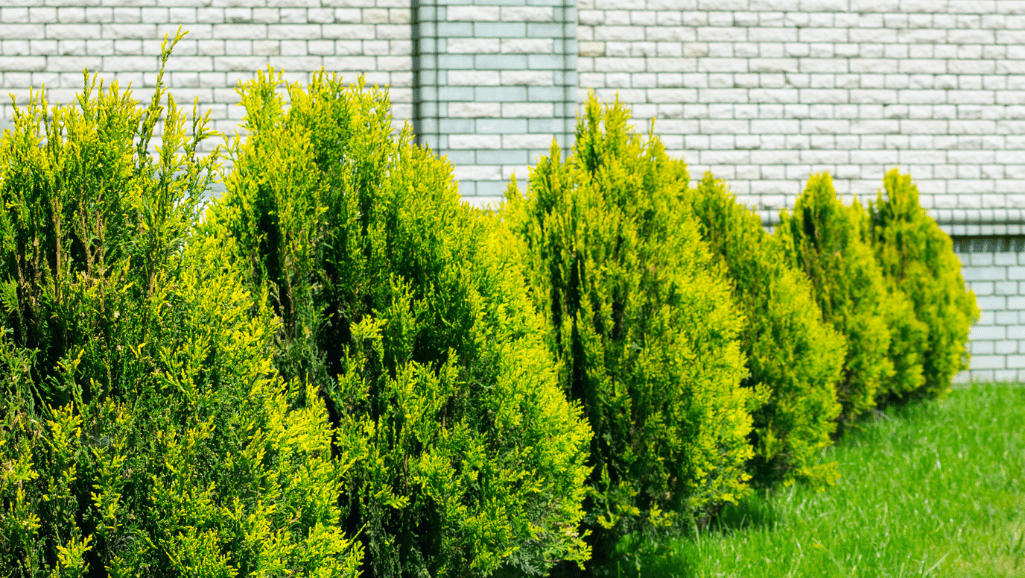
[606, 383, 1025, 578]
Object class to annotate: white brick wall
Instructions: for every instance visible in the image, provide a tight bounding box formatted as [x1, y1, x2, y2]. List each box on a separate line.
[0, 0, 414, 153]
[578, 0, 1025, 222]
[955, 239, 1025, 382]
[3, 0, 1024, 214]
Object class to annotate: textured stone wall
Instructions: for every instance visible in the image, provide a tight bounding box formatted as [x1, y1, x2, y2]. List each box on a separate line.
[0, 0, 416, 151]
[578, 0, 1025, 229]
[955, 237, 1025, 383]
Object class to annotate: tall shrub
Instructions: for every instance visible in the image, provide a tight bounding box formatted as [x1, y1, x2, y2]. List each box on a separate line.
[868, 169, 980, 398]
[502, 96, 756, 567]
[775, 173, 893, 425]
[206, 69, 592, 578]
[0, 34, 360, 576]
[687, 174, 844, 488]
[856, 198, 929, 405]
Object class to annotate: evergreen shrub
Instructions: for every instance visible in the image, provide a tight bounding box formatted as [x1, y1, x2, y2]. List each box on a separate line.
[775, 174, 893, 426]
[0, 34, 360, 576]
[859, 199, 929, 405]
[502, 95, 756, 565]
[686, 174, 844, 488]
[868, 169, 980, 399]
[206, 69, 592, 578]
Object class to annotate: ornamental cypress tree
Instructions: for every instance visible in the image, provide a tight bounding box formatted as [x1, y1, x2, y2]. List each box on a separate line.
[855, 195, 929, 405]
[0, 33, 360, 576]
[687, 174, 844, 488]
[775, 173, 893, 426]
[207, 69, 592, 578]
[502, 95, 756, 569]
[868, 169, 979, 399]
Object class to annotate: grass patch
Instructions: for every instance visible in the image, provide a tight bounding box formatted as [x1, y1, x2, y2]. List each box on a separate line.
[607, 383, 1025, 577]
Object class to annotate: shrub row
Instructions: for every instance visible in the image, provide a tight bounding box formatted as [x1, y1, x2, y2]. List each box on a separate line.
[0, 52, 978, 577]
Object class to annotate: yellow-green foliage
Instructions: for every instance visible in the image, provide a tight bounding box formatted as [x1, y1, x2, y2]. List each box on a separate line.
[0, 34, 359, 577]
[868, 169, 980, 399]
[687, 174, 844, 488]
[854, 200, 930, 405]
[775, 174, 893, 426]
[207, 69, 592, 578]
[502, 95, 755, 563]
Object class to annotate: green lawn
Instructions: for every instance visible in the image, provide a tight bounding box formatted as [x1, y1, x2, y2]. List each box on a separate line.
[607, 383, 1025, 577]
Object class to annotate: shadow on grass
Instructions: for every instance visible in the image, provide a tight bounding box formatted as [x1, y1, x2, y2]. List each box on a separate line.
[603, 491, 783, 578]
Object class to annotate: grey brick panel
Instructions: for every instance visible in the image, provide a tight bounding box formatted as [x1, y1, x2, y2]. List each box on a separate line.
[413, 0, 576, 198]
[954, 246, 1025, 383]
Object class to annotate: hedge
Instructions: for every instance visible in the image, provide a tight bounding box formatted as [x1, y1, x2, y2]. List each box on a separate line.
[0, 53, 980, 577]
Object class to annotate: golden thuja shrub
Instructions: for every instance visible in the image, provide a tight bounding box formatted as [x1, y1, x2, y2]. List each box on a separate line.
[687, 174, 845, 489]
[776, 174, 894, 426]
[206, 69, 592, 578]
[0, 32, 359, 576]
[867, 169, 980, 400]
[502, 95, 756, 570]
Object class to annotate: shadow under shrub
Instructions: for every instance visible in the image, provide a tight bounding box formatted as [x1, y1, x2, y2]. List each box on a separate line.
[502, 95, 756, 574]
[206, 69, 592, 578]
[686, 174, 844, 489]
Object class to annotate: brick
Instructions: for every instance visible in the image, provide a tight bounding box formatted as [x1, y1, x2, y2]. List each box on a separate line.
[447, 39, 499, 54]
[448, 134, 501, 149]
[970, 354, 1006, 369]
[320, 24, 376, 40]
[453, 165, 501, 181]
[501, 70, 552, 86]
[594, 26, 645, 42]
[446, 6, 499, 21]
[471, 22, 525, 38]
[501, 38, 552, 54]
[501, 6, 553, 22]
[503, 134, 557, 149]
[447, 70, 499, 86]
[0, 57, 47, 72]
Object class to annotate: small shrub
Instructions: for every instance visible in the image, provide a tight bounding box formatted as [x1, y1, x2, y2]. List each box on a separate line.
[0, 33, 359, 576]
[686, 173, 844, 488]
[775, 173, 893, 426]
[502, 95, 756, 568]
[867, 169, 980, 398]
[207, 69, 592, 578]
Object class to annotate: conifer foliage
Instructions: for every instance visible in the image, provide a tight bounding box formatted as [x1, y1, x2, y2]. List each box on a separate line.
[0, 45, 984, 577]
[868, 169, 979, 399]
[207, 69, 592, 578]
[687, 174, 844, 488]
[0, 33, 360, 577]
[775, 174, 894, 426]
[502, 96, 756, 563]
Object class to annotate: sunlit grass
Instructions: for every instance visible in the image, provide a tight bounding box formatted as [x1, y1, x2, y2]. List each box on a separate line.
[607, 383, 1025, 577]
